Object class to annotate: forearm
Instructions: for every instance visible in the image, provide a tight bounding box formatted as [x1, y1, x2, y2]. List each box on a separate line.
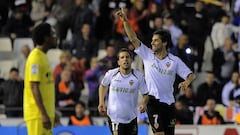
[141, 94, 149, 105]
[99, 85, 106, 104]
[31, 82, 48, 116]
[185, 73, 195, 84]
[122, 18, 140, 48]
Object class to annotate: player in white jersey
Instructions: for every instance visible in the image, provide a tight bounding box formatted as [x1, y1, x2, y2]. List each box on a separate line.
[98, 48, 149, 135]
[116, 8, 195, 135]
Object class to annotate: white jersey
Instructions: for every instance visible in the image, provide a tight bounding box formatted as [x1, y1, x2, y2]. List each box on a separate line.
[101, 68, 148, 123]
[134, 43, 192, 105]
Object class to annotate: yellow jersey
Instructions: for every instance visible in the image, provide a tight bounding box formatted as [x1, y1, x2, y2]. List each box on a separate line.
[24, 48, 55, 121]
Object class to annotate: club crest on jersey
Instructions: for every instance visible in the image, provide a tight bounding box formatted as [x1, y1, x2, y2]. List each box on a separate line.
[166, 62, 171, 68]
[129, 80, 134, 86]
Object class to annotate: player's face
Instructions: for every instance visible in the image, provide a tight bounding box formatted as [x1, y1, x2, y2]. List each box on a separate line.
[47, 27, 57, 49]
[151, 34, 165, 53]
[118, 51, 132, 70]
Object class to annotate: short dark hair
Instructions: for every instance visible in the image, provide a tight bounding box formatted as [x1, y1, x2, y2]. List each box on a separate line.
[32, 23, 51, 45]
[75, 100, 86, 109]
[10, 67, 19, 73]
[117, 48, 133, 60]
[153, 29, 172, 49]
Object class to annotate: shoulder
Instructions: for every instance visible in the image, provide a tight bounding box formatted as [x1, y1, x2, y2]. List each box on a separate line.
[168, 53, 180, 60]
[107, 68, 119, 74]
[105, 68, 119, 77]
[132, 69, 144, 76]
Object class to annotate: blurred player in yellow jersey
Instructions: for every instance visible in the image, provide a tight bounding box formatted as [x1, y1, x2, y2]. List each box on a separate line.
[24, 23, 57, 135]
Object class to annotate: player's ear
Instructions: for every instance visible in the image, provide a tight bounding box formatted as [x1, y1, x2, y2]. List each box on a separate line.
[163, 42, 167, 46]
[117, 60, 120, 66]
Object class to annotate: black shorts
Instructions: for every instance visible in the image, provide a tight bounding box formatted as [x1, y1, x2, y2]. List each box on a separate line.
[108, 117, 138, 135]
[146, 96, 175, 135]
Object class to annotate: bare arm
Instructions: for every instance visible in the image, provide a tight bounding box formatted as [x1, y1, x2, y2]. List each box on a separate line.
[31, 82, 51, 129]
[98, 85, 108, 115]
[178, 73, 195, 91]
[139, 94, 149, 113]
[116, 8, 141, 49]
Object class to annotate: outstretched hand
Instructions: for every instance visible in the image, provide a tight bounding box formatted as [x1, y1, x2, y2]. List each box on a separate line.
[115, 8, 128, 22]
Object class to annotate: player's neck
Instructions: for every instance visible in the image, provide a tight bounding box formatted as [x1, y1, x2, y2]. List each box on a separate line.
[119, 68, 132, 75]
[155, 50, 168, 60]
[36, 45, 49, 53]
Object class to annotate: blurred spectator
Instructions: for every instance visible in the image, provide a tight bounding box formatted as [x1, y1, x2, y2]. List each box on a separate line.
[70, 23, 98, 69]
[211, 14, 238, 49]
[147, 2, 162, 31]
[54, 50, 72, 81]
[146, 15, 163, 45]
[57, 0, 75, 15]
[196, 71, 222, 106]
[234, 0, 240, 14]
[222, 71, 239, 107]
[85, 57, 103, 116]
[94, 0, 131, 42]
[99, 45, 118, 72]
[229, 77, 240, 107]
[212, 38, 237, 83]
[163, 16, 182, 47]
[0, 68, 23, 117]
[0, 0, 10, 34]
[68, 101, 92, 126]
[56, 64, 80, 116]
[54, 51, 85, 91]
[175, 101, 193, 125]
[187, 1, 208, 72]
[14, 45, 31, 79]
[178, 85, 196, 110]
[171, 34, 193, 70]
[59, 0, 94, 48]
[30, 0, 66, 27]
[197, 98, 225, 125]
[128, 0, 149, 38]
[4, 6, 34, 40]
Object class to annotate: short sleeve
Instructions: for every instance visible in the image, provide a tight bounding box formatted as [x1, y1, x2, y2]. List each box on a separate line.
[134, 43, 154, 61]
[101, 70, 112, 86]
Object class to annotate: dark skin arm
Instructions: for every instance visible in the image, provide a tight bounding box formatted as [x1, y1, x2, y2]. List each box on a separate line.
[31, 82, 51, 129]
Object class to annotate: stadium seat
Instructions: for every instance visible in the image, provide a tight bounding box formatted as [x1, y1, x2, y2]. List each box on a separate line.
[0, 60, 14, 79]
[13, 38, 34, 56]
[0, 37, 12, 52]
[47, 49, 62, 70]
[224, 128, 239, 135]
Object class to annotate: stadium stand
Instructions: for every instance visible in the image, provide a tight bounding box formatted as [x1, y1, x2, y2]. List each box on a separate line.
[0, 37, 12, 52]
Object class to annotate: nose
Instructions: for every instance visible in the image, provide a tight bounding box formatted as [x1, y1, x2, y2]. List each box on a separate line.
[151, 40, 154, 46]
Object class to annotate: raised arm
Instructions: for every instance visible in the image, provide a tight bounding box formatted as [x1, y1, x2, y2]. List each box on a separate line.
[116, 8, 141, 49]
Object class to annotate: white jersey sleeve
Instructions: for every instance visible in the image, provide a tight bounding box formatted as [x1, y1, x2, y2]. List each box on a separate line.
[134, 43, 154, 61]
[175, 56, 192, 80]
[101, 68, 118, 86]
